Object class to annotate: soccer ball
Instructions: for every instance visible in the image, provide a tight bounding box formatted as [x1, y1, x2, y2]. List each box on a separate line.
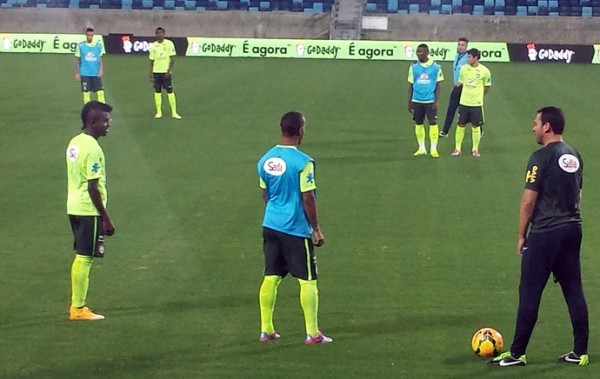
[471, 327, 504, 357]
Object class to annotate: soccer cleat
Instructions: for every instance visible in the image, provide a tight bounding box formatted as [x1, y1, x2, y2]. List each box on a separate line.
[305, 331, 333, 345]
[558, 351, 589, 366]
[488, 351, 527, 367]
[431, 150, 440, 158]
[69, 306, 105, 321]
[172, 113, 183, 120]
[451, 149, 461, 157]
[439, 131, 448, 138]
[259, 331, 281, 342]
[413, 148, 428, 156]
[154, 112, 162, 119]
[472, 150, 481, 158]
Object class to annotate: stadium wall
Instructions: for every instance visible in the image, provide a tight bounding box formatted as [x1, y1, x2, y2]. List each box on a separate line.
[1, 8, 600, 44]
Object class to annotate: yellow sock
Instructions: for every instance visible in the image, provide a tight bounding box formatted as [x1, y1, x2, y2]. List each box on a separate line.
[259, 275, 281, 333]
[154, 93, 162, 114]
[96, 90, 106, 103]
[429, 124, 439, 151]
[299, 279, 319, 337]
[167, 92, 178, 115]
[472, 126, 481, 151]
[82, 92, 91, 104]
[71, 254, 93, 308]
[455, 126, 466, 151]
[415, 124, 426, 150]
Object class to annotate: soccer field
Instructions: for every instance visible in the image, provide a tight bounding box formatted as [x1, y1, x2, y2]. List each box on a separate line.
[1, 54, 599, 378]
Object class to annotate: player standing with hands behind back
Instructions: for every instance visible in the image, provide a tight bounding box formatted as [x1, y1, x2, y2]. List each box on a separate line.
[75, 27, 105, 104]
[257, 112, 332, 345]
[149, 27, 182, 120]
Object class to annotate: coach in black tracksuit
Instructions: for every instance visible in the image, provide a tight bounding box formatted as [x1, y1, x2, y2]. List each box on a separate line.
[495, 106, 589, 367]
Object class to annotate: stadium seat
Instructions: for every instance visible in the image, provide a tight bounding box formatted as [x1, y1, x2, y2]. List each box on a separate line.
[505, 4, 516, 11]
[408, 2, 419, 12]
[582, 4, 592, 13]
[473, 3, 483, 11]
[516, 4, 526, 11]
[440, 2, 451, 12]
[461, 4, 473, 12]
[387, 0, 398, 11]
[365, 1, 375, 10]
[431, 0, 441, 6]
[527, 4, 537, 12]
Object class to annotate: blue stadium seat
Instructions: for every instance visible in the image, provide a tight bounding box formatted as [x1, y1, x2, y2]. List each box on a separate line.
[484, 0, 493, 5]
[580, 0, 591, 6]
[408, 2, 419, 12]
[440, 3, 451, 12]
[516, 4, 527, 11]
[582, 4, 592, 13]
[473, 3, 483, 12]
[431, 0, 441, 6]
[505, 4, 516, 12]
[452, 0, 461, 6]
[313, 1, 322, 11]
[365, 2, 375, 11]
[462, 4, 473, 12]
[527, 4, 537, 12]
[387, 0, 398, 11]
[164, 0, 174, 7]
[495, 0, 504, 6]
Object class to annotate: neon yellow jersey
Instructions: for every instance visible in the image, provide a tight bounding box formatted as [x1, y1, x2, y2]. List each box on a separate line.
[66, 133, 107, 216]
[259, 161, 316, 192]
[458, 63, 492, 107]
[149, 39, 176, 73]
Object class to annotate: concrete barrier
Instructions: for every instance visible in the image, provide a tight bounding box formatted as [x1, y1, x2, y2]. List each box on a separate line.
[1, 9, 600, 44]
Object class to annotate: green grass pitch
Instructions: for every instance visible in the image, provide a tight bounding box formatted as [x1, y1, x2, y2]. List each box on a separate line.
[1, 54, 599, 378]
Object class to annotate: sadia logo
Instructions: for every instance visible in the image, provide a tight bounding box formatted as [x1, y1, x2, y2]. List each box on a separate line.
[67, 146, 79, 161]
[264, 158, 287, 176]
[558, 154, 580, 173]
[122, 35, 133, 53]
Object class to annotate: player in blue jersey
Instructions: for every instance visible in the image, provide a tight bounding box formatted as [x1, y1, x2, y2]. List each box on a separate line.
[75, 28, 105, 104]
[407, 44, 444, 157]
[257, 111, 332, 345]
[440, 37, 468, 138]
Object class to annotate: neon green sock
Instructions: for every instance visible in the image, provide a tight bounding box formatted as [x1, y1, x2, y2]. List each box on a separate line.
[167, 92, 178, 115]
[429, 124, 439, 151]
[82, 92, 91, 104]
[455, 126, 466, 151]
[259, 275, 281, 333]
[96, 90, 106, 103]
[71, 254, 93, 307]
[154, 93, 162, 114]
[414, 124, 426, 150]
[299, 279, 319, 337]
[472, 126, 481, 151]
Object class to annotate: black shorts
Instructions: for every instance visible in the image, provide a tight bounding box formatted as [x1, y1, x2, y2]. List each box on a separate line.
[411, 102, 437, 125]
[458, 105, 484, 126]
[81, 76, 103, 92]
[262, 227, 317, 281]
[69, 215, 102, 256]
[153, 73, 173, 92]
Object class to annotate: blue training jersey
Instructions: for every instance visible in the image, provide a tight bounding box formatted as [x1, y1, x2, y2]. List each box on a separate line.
[453, 52, 468, 83]
[76, 42, 103, 77]
[258, 145, 314, 238]
[408, 60, 443, 103]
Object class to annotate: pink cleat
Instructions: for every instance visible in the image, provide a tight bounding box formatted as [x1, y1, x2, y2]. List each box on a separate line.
[451, 149, 461, 157]
[305, 331, 333, 345]
[259, 332, 281, 342]
[472, 150, 480, 157]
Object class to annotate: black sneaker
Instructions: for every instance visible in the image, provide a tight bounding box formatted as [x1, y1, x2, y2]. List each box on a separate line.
[558, 351, 589, 366]
[439, 131, 448, 138]
[488, 352, 527, 367]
